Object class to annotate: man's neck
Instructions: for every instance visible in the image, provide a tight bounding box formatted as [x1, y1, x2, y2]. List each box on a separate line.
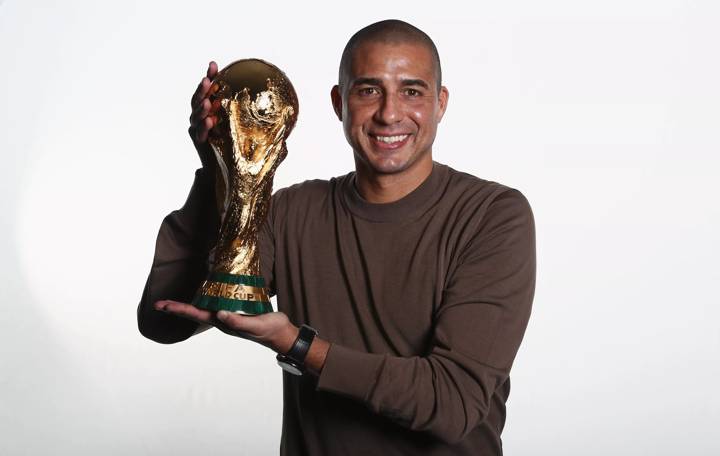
[354, 156, 434, 204]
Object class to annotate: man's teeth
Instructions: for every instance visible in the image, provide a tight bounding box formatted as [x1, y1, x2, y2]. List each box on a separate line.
[374, 134, 409, 143]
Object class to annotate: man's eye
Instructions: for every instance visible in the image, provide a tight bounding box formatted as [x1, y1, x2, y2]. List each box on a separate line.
[404, 88, 421, 97]
[358, 87, 378, 96]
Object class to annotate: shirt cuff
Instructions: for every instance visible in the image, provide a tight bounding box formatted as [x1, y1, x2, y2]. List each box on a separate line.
[316, 343, 385, 402]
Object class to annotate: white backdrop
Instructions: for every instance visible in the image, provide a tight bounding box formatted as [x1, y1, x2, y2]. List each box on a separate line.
[1, 0, 718, 454]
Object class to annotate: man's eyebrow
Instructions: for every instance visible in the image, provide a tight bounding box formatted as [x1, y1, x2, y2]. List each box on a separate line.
[351, 77, 383, 87]
[351, 77, 431, 89]
[401, 79, 430, 89]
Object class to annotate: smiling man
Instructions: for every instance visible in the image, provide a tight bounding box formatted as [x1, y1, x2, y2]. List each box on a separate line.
[333, 35, 449, 196]
[138, 19, 536, 455]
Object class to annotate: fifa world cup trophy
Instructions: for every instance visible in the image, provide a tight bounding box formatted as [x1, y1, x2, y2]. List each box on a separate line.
[192, 59, 298, 314]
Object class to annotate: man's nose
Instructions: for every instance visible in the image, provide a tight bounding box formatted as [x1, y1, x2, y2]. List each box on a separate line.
[373, 92, 402, 125]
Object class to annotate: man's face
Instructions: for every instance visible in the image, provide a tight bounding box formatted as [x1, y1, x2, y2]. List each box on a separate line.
[332, 41, 449, 176]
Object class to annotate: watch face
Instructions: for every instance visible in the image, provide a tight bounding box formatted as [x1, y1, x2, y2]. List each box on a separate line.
[277, 358, 303, 376]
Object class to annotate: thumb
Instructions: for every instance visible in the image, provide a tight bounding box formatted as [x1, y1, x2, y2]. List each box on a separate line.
[216, 310, 253, 331]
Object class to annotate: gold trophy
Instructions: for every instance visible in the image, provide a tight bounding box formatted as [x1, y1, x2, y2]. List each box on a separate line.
[192, 59, 298, 314]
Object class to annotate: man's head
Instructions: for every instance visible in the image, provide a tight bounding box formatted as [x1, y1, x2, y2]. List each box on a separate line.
[332, 20, 449, 177]
[338, 20, 443, 93]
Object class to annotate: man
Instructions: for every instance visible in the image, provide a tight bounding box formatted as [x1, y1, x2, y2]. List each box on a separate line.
[138, 19, 536, 455]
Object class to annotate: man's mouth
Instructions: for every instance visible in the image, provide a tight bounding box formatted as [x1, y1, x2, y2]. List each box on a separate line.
[370, 134, 410, 148]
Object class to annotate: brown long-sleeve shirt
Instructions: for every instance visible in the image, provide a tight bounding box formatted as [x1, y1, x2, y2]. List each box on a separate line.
[138, 162, 536, 455]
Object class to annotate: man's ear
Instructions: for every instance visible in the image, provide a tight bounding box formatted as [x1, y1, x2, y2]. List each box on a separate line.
[331, 85, 343, 121]
[436, 86, 449, 123]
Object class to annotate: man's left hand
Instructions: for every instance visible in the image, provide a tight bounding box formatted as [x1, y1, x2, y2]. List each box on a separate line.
[154, 300, 299, 354]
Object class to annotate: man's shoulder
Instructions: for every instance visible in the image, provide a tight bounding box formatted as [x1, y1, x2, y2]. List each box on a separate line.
[270, 172, 352, 211]
[274, 178, 331, 199]
[440, 163, 531, 211]
[438, 164, 534, 257]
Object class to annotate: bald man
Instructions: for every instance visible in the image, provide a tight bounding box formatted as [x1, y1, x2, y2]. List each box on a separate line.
[139, 19, 535, 455]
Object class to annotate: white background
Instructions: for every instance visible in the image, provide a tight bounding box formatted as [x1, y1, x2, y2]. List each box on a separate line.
[1, 0, 719, 454]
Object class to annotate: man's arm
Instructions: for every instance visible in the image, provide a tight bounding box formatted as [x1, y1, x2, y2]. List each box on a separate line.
[313, 189, 536, 444]
[137, 61, 223, 343]
[137, 167, 220, 343]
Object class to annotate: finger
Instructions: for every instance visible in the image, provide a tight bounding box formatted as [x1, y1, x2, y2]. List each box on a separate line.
[190, 97, 211, 124]
[157, 300, 214, 324]
[192, 97, 220, 122]
[217, 310, 275, 333]
[207, 61, 218, 79]
[216, 310, 254, 331]
[191, 104, 216, 144]
[196, 116, 214, 143]
[209, 116, 219, 138]
[215, 312, 265, 342]
[191, 77, 212, 109]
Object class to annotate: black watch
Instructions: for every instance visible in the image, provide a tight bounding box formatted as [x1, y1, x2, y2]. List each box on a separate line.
[276, 324, 318, 376]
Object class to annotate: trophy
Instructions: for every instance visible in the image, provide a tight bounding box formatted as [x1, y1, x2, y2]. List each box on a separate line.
[192, 59, 298, 315]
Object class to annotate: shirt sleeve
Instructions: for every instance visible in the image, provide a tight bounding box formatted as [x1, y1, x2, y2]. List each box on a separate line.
[137, 168, 220, 343]
[316, 189, 536, 444]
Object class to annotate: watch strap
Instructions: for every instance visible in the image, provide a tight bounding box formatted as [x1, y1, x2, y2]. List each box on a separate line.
[276, 324, 318, 375]
[285, 324, 317, 363]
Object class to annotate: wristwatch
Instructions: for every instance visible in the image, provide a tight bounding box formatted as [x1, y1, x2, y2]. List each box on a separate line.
[276, 324, 318, 376]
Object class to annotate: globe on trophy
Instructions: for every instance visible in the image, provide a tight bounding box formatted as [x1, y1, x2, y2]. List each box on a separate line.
[192, 59, 298, 315]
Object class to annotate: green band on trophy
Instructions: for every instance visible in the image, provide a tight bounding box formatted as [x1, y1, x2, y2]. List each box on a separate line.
[202, 281, 269, 301]
[209, 272, 266, 288]
[193, 295, 273, 314]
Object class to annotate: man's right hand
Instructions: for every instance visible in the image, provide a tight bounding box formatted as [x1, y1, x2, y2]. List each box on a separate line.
[189, 61, 219, 168]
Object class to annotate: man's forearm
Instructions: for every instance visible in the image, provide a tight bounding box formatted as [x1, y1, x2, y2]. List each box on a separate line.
[305, 337, 330, 376]
[137, 167, 220, 343]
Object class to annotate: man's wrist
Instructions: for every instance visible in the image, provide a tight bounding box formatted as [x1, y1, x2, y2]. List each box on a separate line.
[274, 322, 329, 377]
[275, 322, 300, 355]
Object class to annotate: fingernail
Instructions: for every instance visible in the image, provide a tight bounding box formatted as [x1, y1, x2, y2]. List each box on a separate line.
[217, 310, 229, 321]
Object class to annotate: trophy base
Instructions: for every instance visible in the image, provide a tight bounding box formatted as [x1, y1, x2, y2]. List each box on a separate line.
[192, 272, 273, 315]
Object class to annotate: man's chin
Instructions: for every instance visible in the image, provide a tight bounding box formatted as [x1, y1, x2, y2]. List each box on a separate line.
[365, 157, 412, 175]
[354, 149, 412, 175]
